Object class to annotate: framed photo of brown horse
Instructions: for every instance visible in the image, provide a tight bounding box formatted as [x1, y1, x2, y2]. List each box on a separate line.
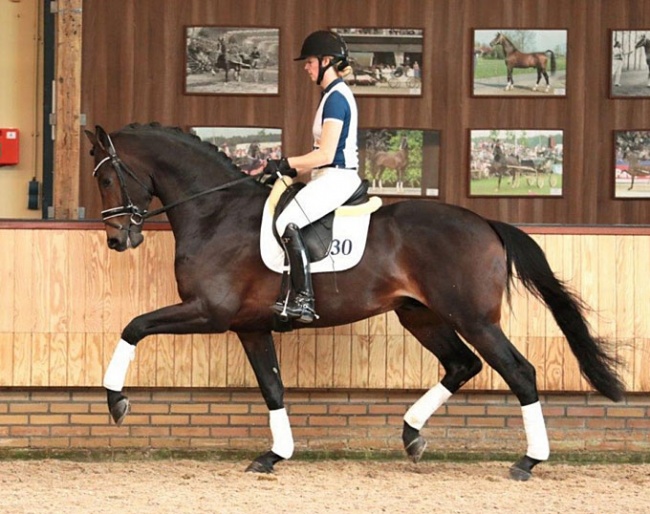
[358, 128, 440, 196]
[184, 26, 279, 95]
[472, 29, 567, 97]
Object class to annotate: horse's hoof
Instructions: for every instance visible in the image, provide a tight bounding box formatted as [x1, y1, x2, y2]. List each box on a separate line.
[509, 464, 532, 481]
[404, 435, 427, 463]
[509, 455, 541, 481]
[109, 397, 131, 426]
[245, 460, 274, 474]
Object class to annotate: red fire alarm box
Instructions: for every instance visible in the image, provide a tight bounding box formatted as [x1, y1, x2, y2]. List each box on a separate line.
[0, 129, 19, 166]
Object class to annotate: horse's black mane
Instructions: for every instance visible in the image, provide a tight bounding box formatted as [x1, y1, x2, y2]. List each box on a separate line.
[121, 122, 243, 175]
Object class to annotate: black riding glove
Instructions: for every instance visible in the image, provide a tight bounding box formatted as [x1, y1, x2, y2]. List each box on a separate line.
[263, 157, 297, 178]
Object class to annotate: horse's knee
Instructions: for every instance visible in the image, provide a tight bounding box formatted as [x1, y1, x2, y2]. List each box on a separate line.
[121, 315, 149, 345]
[441, 353, 482, 392]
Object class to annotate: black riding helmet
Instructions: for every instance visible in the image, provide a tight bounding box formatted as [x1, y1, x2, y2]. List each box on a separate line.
[295, 30, 350, 85]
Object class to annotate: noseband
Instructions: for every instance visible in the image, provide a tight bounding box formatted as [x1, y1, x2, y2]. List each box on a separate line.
[93, 133, 256, 231]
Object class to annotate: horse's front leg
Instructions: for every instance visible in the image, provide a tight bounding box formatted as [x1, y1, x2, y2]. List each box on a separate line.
[104, 300, 219, 425]
[237, 331, 293, 473]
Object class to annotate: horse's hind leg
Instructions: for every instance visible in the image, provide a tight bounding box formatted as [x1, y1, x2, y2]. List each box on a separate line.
[396, 306, 482, 463]
[238, 331, 293, 473]
[459, 322, 549, 481]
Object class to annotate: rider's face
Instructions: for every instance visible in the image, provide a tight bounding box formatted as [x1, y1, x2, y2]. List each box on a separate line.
[304, 57, 320, 82]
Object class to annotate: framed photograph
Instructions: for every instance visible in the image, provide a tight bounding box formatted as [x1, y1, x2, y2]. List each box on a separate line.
[358, 128, 439, 196]
[611, 31, 650, 97]
[469, 129, 563, 197]
[331, 28, 423, 96]
[184, 26, 279, 95]
[190, 126, 282, 175]
[472, 29, 567, 97]
[614, 131, 650, 198]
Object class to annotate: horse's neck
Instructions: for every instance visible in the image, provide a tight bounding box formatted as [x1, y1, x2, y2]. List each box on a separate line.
[501, 38, 516, 54]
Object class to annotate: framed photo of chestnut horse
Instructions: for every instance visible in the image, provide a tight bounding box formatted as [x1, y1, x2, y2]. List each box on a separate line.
[472, 29, 567, 97]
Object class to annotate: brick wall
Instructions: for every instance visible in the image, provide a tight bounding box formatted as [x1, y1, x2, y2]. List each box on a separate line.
[1, 389, 649, 458]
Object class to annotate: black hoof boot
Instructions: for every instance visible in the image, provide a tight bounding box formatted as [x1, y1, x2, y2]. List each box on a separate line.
[245, 451, 284, 473]
[402, 422, 427, 463]
[107, 389, 131, 426]
[509, 455, 542, 481]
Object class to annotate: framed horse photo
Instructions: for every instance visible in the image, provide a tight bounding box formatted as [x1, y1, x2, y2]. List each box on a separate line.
[358, 128, 440, 196]
[184, 26, 279, 95]
[472, 29, 567, 97]
[190, 126, 282, 175]
[469, 129, 564, 197]
[610, 31, 650, 98]
[613, 131, 650, 198]
[330, 28, 423, 97]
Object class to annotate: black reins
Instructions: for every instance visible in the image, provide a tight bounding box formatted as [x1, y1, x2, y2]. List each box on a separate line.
[93, 133, 258, 229]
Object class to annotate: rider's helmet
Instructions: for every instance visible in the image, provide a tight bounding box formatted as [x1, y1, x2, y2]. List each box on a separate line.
[295, 30, 350, 84]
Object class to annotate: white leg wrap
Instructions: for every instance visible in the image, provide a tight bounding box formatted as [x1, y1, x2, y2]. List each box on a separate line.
[521, 401, 550, 461]
[404, 383, 453, 431]
[103, 339, 136, 392]
[269, 408, 294, 459]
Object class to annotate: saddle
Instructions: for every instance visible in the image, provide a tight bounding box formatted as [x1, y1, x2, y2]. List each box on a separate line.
[271, 179, 372, 262]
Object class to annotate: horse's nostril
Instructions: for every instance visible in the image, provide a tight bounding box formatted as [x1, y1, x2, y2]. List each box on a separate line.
[107, 237, 120, 249]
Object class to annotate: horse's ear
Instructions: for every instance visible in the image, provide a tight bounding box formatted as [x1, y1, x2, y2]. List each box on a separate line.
[94, 125, 111, 152]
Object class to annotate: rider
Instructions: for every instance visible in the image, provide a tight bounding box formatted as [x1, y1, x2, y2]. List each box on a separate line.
[263, 30, 361, 324]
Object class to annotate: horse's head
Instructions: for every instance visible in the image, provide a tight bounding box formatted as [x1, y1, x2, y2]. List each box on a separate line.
[635, 35, 647, 49]
[490, 32, 504, 48]
[84, 125, 154, 252]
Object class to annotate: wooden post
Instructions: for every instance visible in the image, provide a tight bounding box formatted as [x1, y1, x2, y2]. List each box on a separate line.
[53, 0, 82, 219]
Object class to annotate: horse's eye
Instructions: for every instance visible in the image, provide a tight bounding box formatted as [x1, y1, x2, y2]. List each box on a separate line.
[100, 177, 112, 188]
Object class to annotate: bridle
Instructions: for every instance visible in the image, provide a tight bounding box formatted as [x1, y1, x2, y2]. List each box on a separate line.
[92, 133, 257, 231]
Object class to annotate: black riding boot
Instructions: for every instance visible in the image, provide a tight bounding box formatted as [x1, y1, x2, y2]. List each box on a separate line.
[270, 223, 317, 323]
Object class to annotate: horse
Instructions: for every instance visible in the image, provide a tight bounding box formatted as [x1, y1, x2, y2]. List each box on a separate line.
[211, 37, 241, 83]
[489, 32, 557, 92]
[84, 122, 624, 481]
[490, 143, 522, 190]
[235, 142, 265, 175]
[635, 34, 650, 87]
[623, 151, 650, 190]
[369, 136, 410, 192]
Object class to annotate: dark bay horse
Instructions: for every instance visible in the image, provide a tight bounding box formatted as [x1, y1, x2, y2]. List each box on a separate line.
[490, 32, 556, 92]
[635, 34, 650, 87]
[85, 123, 624, 481]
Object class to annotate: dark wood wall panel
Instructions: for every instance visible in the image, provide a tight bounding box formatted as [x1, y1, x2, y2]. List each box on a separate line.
[81, 0, 650, 224]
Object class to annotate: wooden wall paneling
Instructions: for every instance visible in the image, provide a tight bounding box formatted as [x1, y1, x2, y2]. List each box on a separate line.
[277, 332, 299, 388]
[208, 333, 229, 388]
[386, 312, 405, 389]
[542, 235, 563, 338]
[226, 332, 248, 387]
[50, 332, 69, 386]
[368, 315, 387, 388]
[315, 327, 334, 388]
[136, 334, 158, 387]
[0, 230, 15, 333]
[297, 331, 317, 388]
[12, 333, 32, 386]
[191, 333, 211, 388]
[615, 237, 637, 391]
[0, 333, 14, 386]
[403, 336, 423, 390]
[83, 332, 104, 387]
[13, 231, 36, 332]
[332, 324, 352, 388]
[350, 319, 370, 388]
[596, 235, 617, 340]
[155, 333, 175, 387]
[561, 235, 585, 391]
[173, 334, 194, 387]
[633, 235, 650, 340]
[31, 333, 50, 387]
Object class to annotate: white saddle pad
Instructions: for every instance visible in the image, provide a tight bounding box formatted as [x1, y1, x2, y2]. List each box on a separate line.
[259, 180, 382, 274]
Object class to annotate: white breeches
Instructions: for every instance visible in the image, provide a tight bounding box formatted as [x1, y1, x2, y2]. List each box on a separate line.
[275, 168, 361, 235]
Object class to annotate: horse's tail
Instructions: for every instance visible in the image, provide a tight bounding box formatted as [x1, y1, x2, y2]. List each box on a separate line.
[546, 50, 557, 74]
[487, 219, 625, 402]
